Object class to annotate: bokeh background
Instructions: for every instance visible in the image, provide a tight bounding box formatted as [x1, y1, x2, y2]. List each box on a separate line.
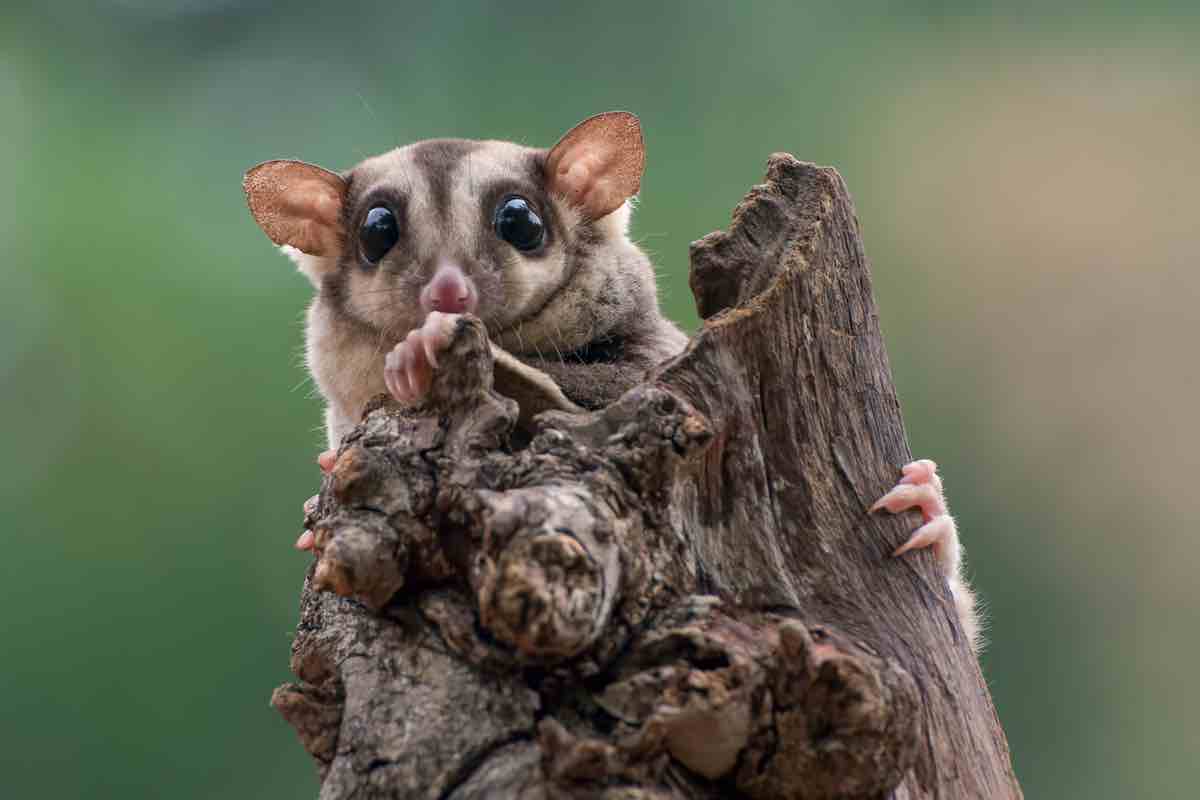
[3, 1, 1197, 797]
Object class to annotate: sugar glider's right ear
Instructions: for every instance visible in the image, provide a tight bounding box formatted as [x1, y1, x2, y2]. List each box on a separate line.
[243, 160, 347, 258]
[545, 112, 644, 220]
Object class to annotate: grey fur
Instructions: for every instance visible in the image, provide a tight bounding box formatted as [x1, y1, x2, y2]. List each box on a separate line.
[256, 133, 686, 446]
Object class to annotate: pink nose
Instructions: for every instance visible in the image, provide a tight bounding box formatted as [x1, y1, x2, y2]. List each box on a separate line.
[421, 264, 477, 314]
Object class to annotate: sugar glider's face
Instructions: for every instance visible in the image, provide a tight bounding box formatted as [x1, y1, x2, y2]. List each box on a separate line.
[244, 112, 645, 343]
[333, 139, 576, 338]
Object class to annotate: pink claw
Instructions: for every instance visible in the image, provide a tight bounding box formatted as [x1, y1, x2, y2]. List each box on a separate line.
[870, 481, 946, 522]
[298, 491, 322, 552]
[893, 515, 954, 558]
[422, 328, 440, 368]
[405, 330, 424, 398]
[317, 449, 337, 473]
[384, 347, 410, 403]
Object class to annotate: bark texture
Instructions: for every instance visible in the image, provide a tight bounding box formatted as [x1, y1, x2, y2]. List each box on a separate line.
[273, 155, 1023, 799]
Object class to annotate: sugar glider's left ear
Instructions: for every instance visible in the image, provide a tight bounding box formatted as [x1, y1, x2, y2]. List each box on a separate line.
[243, 160, 347, 257]
[545, 111, 644, 220]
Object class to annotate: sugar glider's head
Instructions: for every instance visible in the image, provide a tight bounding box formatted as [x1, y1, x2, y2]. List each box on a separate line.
[243, 112, 645, 341]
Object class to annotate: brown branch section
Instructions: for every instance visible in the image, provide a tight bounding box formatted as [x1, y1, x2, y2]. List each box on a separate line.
[273, 156, 1023, 799]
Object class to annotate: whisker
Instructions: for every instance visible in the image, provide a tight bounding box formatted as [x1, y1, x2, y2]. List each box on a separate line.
[343, 286, 420, 298]
[549, 321, 567, 365]
[350, 317, 396, 398]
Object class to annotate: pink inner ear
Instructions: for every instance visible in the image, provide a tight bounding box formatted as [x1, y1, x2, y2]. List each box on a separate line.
[554, 151, 601, 206]
[244, 161, 347, 257]
[545, 112, 644, 219]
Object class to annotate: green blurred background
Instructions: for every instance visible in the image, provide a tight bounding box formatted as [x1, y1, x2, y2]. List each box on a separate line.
[3, 1, 1197, 796]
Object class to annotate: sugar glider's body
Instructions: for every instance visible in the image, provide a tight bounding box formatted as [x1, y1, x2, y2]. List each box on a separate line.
[299, 139, 685, 446]
[242, 112, 979, 651]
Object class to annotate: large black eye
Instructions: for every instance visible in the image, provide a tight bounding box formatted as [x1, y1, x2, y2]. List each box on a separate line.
[493, 196, 545, 252]
[360, 206, 399, 263]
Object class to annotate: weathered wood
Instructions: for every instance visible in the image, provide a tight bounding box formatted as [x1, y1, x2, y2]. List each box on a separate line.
[275, 155, 1022, 798]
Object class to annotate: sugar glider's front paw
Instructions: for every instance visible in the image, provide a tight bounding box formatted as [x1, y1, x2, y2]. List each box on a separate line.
[871, 459, 960, 578]
[384, 311, 460, 405]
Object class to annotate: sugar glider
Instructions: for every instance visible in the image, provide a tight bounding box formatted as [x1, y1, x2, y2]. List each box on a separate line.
[242, 112, 979, 649]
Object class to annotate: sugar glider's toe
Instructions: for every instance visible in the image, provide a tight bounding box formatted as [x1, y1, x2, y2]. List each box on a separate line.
[872, 459, 959, 575]
[296, 491, 322, 552]
[870, 459, 946, 520]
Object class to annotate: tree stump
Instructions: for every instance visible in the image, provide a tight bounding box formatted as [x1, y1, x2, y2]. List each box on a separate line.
[272, 155, 1023, 799]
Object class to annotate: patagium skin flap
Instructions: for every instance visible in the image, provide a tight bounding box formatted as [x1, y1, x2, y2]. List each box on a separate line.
[243, 111, 688, 448]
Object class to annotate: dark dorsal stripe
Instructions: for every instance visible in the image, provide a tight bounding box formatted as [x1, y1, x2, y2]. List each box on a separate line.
[408, 138, 483, 223]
